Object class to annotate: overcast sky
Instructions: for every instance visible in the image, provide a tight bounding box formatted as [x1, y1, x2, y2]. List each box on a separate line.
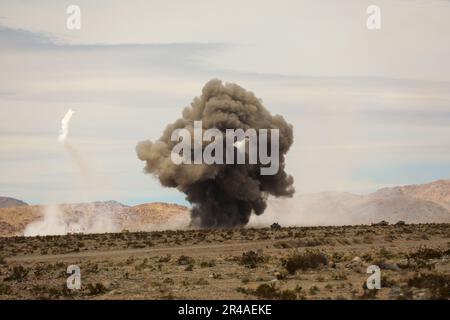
[0, 0, 449, 205]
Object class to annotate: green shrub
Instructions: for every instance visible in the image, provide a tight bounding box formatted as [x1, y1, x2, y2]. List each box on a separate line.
[239, 250, 267, 268]
[237, 283, 298, 300]
[4, 266, 29, 282]
[86, 283, 108, 295]
[408, 273, 450, 299]
[282, 250, 328, 274]
[0, 283, 12, 295]
[177, 255, 195, 265]
[407, 247, 446, 261]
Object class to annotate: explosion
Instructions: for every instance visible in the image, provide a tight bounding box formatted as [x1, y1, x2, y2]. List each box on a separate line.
[136, 79, 294, 228]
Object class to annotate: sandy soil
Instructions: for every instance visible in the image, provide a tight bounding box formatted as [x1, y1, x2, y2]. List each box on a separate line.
[0, 223, 449, 300]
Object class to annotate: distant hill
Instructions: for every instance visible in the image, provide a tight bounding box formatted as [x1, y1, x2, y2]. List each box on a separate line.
[1, 179, 450, 236]
[121, 202, 190, 232]
[251, 179, 450, 227]
[375, 179, 450, 211]
[0, 201, 189, 237]
[0, 197, 28, 209]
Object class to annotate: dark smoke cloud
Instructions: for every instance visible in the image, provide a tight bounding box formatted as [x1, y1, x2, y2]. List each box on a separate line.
[136, 79, 294, 228]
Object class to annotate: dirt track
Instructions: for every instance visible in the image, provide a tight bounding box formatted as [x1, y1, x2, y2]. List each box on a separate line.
[7, 240, 275, 263]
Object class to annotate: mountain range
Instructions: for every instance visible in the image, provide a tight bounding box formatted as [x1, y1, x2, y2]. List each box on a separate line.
[0, 196, 28, 209]
[1, 179, 449, 236]
[254, 179, 450, 226]
[0, 200, 189, 237]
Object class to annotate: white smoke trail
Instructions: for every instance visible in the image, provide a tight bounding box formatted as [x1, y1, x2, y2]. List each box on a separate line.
[24, 108, 120, 236]
[58, 109, 75, 143]
[57, 109, 93, 179]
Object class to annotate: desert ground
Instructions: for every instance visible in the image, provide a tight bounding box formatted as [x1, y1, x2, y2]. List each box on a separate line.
[0, 223, 449, 300]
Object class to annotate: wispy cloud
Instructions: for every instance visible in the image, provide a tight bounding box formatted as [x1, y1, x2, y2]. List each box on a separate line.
[0, 5, 449, 205]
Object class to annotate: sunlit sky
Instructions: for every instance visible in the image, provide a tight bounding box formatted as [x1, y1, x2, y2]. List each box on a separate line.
[0, 0, 449, 205]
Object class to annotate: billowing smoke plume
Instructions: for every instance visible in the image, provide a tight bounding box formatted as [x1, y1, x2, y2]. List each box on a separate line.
[136, 79, 295, 228]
